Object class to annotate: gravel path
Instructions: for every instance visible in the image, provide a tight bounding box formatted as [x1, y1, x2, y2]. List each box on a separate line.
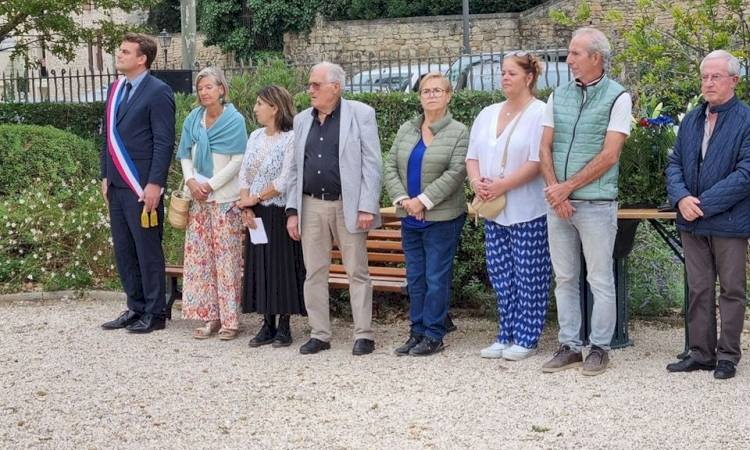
[1, 294, 749, 450]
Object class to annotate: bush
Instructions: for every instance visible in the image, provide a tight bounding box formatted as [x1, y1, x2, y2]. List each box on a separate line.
[0, 178, 117, 293]
[0, 125, 100, 197]
[0, 102, 104, 140]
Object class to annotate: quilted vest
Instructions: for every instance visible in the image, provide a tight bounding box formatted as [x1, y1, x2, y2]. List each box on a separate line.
[552, 76, 626, 200]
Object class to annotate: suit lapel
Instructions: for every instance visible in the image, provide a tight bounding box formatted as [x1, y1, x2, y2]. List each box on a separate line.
[339, 99, 352, 157]
[297, 112, 313, 167]
[116, 75, 151, 125]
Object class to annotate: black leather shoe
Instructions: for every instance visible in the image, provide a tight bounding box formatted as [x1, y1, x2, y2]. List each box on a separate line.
[666, 356, 716, 372]
[102, 310, 141, 330]
[394, 335, 422, 356]
[352, 339, 375, 356]
[248, 321, 276, 348]
[445, 314, 457, 334]
[125, 314, 166, 334]
[299, 338, 331, 355]
[409, 336, 444, 356]
[714, 360, 737, 380]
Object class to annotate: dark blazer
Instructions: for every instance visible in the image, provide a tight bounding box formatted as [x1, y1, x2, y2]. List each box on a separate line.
[100, 73, 176, 189]
[666, 96, 750, 237]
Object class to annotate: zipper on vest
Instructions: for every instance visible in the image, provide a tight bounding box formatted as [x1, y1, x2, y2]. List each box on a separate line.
[563, 88, 588, 181]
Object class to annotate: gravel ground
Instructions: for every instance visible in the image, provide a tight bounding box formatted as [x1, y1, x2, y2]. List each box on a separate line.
[2, 294, 750, 450]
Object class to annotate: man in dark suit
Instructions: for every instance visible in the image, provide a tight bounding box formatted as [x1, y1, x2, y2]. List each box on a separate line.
[100, 33, 176, 333]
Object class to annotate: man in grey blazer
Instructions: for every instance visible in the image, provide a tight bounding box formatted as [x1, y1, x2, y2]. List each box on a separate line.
[286, 61, 382, 356]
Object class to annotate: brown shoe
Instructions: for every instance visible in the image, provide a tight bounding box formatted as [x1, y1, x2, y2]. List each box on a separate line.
[542, 344, 583, 373]
[582, 345, 609, 376]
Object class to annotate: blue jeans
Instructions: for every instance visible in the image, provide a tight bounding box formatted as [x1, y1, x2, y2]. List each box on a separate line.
[402, 214, 466, 340]
[547, 201, 617, 350]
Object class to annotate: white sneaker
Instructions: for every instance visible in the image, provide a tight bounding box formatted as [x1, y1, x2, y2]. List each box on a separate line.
[502, 344, 537, 361]
[480, 342, 510, 359]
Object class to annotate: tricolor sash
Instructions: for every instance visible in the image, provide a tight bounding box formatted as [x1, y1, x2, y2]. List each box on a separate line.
[106, 78, 143, 198]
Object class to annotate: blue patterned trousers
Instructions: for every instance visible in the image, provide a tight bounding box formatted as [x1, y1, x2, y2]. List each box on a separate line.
[485, 215, 552, 349]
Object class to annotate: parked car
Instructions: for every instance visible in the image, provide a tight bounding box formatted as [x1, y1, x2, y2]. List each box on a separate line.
[446, 50, 572, 92]
[345, 63, 450, 94]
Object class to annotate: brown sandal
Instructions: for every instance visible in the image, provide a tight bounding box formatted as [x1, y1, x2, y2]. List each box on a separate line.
[193, 320, 221, 339]
[218, 328, 239, 341]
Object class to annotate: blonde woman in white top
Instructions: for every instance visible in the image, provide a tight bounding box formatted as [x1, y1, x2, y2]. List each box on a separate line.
[466, 52, 552, 361]
[176, 67, 248, 340]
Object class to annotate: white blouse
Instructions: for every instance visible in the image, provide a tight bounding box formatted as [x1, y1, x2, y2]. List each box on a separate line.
[466, 99, 547, 226]
[239, 128, 295, 207]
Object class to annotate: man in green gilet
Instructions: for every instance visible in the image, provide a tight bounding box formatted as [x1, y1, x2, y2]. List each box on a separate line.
[538, 27, 632, 376]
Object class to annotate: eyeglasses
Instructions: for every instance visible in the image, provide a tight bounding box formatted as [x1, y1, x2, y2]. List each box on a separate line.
[701, 73, 735, 83]
[505, 50, 533, 61]
[420, 87, 447, 98]
[307, 81, 337, 91]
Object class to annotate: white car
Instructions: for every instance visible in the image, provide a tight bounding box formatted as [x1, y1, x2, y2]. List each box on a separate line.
[345, 63, 450, 94]
[447, 50, 572, 92]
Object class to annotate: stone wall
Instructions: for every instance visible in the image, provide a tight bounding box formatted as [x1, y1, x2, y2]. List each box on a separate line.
[283, 0, 748, 65]
[283, 13, 522, 64]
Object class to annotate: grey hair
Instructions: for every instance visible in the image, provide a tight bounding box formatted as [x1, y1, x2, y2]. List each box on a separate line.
[700, 50, 741, 76]
[311, 61, 346, 85]
[195, 67, 230, 103]
[573, 27, 611, 67]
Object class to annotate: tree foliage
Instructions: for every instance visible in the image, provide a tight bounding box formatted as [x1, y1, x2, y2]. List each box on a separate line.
[321, 0, 546, 20]
[551, 0, 750, 114]
[199, 0, 318, 61]
[145, 0, 182, 33]
[0, 0, 157, 63]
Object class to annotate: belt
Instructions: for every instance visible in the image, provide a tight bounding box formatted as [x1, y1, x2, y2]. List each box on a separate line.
[305, 192, 341, 201]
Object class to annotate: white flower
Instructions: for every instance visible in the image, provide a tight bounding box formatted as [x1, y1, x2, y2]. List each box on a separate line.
[26, 274, 33, 280]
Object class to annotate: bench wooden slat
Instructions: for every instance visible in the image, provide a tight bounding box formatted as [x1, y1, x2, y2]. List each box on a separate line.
[331, 250, 405, 263]
[366, 229, 402, 240]
[329, 264, 406, 278]
[328, 275, 406, 293]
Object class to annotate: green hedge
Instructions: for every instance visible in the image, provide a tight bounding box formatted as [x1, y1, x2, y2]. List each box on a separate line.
[0, 102, 104, 140]
[0, 124, 100, 197]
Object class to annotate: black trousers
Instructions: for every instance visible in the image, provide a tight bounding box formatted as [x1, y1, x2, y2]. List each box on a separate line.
[108, 186, 166, 316]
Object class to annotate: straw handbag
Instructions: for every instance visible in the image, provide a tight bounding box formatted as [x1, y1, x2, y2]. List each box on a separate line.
[167, 181, 191, 229]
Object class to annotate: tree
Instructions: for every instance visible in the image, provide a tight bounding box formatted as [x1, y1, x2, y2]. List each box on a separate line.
[551, 0, 750, 114]
[146, 0, 182, 34]
[0, 0, 156, 63]
[200, 0, 318, 61]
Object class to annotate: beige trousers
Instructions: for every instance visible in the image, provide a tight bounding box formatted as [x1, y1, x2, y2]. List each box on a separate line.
[300, 195, 373, 342]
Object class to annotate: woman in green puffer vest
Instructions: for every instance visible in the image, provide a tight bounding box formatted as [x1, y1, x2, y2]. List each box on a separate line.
[383, 72, 468, 357]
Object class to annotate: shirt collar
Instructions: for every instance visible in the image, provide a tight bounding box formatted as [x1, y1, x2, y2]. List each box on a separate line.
[706, 95, 738, 115]
[311, 99, 342, 120]
[575, 72, 605, 88]
[126, 70, 149, 90]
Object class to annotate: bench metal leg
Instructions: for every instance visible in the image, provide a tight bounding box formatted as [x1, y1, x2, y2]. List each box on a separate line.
[646, 219, 689, 359]
[165, 275, 182, 321]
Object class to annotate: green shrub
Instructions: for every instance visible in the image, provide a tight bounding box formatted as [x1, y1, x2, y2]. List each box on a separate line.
[626, 224, 684, 317]
[0, 178, 117, 293]
[0, 102, 104, 140]
[0, 124, 100, 197]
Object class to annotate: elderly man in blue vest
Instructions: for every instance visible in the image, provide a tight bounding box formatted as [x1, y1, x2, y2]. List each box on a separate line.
[539, 27, 632, 376]
[665, 50, 750, 380]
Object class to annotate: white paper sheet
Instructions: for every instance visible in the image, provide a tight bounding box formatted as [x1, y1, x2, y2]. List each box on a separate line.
[248, 218, 268, 244]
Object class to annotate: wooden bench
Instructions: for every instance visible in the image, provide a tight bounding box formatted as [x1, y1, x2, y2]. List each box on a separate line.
[164, 227, 407, 319]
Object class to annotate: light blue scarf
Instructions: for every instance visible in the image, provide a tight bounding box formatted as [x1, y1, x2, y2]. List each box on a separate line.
[176, 103, 248, 178]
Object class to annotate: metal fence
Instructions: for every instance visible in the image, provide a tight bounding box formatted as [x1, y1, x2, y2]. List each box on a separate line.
[0, 48, 572, 103]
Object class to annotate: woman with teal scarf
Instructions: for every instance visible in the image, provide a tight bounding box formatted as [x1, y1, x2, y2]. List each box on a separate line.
[177, 67, 248, 341]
